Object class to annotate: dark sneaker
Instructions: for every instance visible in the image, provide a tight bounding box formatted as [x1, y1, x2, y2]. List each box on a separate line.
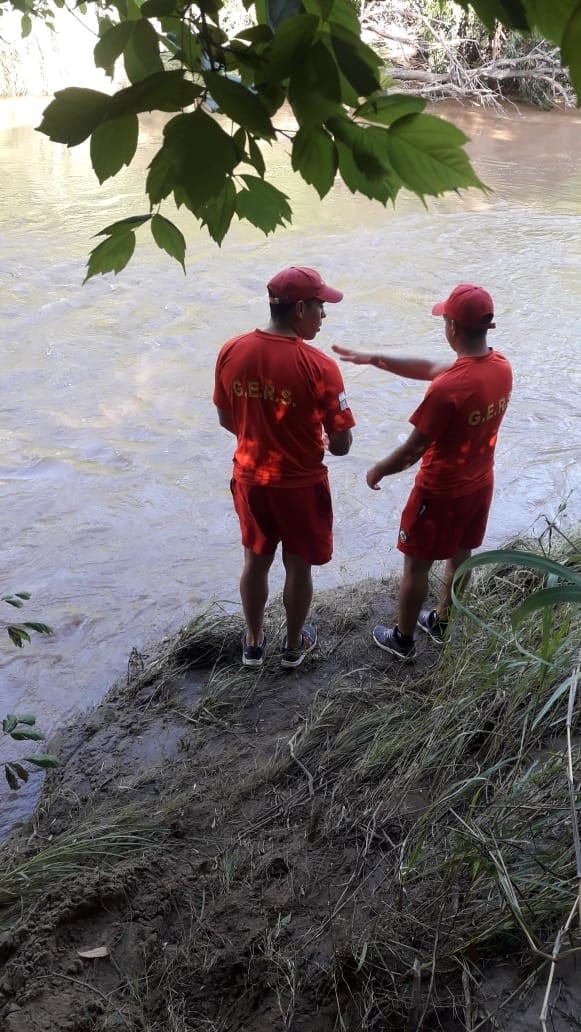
[417, 609, 448, 644]
[242, 633, 266, 667]
[281, 624, 318, 669]
[372, 624, 416, 662]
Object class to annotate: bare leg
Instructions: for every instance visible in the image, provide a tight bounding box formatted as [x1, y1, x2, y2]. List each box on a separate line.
[240, 548, 275, 646]
[397, 554, 433, 637]
[282, 550, 313, 649]
[437, 548, 471, 622]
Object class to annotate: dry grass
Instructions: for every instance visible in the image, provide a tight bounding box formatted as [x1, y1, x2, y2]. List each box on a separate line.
[1, 533, 579, 1030]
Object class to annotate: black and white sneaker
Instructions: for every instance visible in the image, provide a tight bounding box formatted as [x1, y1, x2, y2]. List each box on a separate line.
[417, 609, 448, 644]
[372, 624, 416, 662]
[242, 633, 266, 667]
[281, 624, 318, 668]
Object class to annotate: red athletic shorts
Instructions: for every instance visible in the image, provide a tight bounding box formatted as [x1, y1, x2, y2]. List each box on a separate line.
[397, 482, 494, 561]
[230, 477, 333, 565]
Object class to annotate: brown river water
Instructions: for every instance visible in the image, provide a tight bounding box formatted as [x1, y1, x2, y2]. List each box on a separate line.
[0, 99, 580, 836]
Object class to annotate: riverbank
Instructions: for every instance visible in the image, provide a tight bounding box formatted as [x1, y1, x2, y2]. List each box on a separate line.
[1, 536, 580, 1031]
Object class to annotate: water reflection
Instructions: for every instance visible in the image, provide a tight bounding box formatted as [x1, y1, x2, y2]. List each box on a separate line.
[0, 99, 580, 836]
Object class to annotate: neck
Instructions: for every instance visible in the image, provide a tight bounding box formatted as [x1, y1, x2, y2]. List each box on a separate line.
[455, 340, 489, 358]
[264, 318, 299, 338]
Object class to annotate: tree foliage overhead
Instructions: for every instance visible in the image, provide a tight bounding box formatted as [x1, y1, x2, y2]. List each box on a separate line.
[6, 0, 580, 276]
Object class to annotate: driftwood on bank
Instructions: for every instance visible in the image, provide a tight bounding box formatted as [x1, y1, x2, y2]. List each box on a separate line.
[362, 1, 574, 108]
[385, 55, 573, 106]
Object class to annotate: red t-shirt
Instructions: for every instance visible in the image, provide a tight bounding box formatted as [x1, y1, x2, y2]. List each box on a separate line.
[411, 350, 512, 497]
[213, 329, 356, 487]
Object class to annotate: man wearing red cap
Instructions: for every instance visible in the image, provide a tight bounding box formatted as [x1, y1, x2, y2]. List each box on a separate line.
[334, 284, 512, 661]
[214, 266, 355, 668]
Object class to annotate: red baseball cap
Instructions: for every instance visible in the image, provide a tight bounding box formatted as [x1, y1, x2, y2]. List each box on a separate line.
[432, 284, 496, 330]
[267, 266, 343, 304]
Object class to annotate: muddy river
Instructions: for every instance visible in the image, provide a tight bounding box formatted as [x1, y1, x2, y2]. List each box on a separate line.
[1, 98, 579, 836]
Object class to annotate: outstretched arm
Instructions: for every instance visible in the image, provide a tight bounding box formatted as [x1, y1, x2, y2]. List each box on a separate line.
[332, 344, 452, 382]
[367, 428, 430, 491]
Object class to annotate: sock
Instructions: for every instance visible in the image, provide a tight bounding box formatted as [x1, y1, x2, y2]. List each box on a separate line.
[395, 625, 415, 645]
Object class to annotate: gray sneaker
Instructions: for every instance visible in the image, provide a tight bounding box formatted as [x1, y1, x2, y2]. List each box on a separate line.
[281, 625, 318, 668]
[372, 625, 416, 662]
[417, 609, 448, 644]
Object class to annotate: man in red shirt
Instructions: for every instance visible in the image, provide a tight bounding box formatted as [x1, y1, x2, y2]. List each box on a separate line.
[214, 266, 355, 669]
[334, 284, 512, 661]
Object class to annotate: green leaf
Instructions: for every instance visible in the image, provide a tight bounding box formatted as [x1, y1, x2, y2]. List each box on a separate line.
[8, 627, 30, 647]
[329, 24, 381, 97]
[15, 715, 37, 725]
[22, 754, 60, 769]
[356, 94, 426, 125]
[510, 0, 570, 36]
[260, 14, 320, 84]
[10, 729, 45, 741]
[292, 126, 337, 197]
[90, 114, 139, 184]
[9, 761, 30, 783]
[124, 19, 164, 84]
[141, 0, 176, 15]
[233, 126, 246, 150]
[288, 40, 342, 128]
[37, 88, 111, 146]
[3, 595, 25, 608]
[147, 149, 176, 204]
[198, 179, 237, 244]
[236, 175, 292, 234]
[98, 214, 152, 236]
[94, 20, 134, 74]
[531, 674, 575, 730]
[151, 214, 186, 271]
[161, 18, 203, 70]
[307, 0, 361, 33]
[385, 113, 487, 197]
[335, 139, 395, 204]
[84, 232, 136, 282]
[163, 108, 240, 210]
[329, 117, 395, 180]
[235, 24, 273, 43]
[321, 0, 359, 32]
[203, 73, 275, 138]
[5, 765, 19, 791]
[511, 585, 581, 630]
[454, 549, 581, 587]
[22, 622, 53, 635]
[248, 136, 266, 176]
[561, 4, 581, 103]
[21, 12, 32, 37]
[457, 0, 529, 32]
[2, 714, 18, 734]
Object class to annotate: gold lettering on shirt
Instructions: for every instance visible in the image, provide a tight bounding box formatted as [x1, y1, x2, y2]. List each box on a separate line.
[467, 394, 510, 427]
[230, 379, 293, 405]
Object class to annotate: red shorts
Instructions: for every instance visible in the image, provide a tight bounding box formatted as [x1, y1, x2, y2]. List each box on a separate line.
[397, 483, 493, 561]
[231, 477, 333, 566]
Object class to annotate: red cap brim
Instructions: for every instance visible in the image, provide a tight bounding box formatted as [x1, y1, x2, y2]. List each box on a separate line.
[318, 285, 343, 304]
[431, 301, 446, 316]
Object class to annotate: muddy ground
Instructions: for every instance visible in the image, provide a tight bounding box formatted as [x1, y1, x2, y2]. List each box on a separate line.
[1, 578, 579, 1031]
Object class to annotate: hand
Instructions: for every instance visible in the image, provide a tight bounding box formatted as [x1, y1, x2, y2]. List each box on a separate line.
[322, 431, 330, 451]
[332, 344, 372, 365]
[366, 464, 384, 491]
